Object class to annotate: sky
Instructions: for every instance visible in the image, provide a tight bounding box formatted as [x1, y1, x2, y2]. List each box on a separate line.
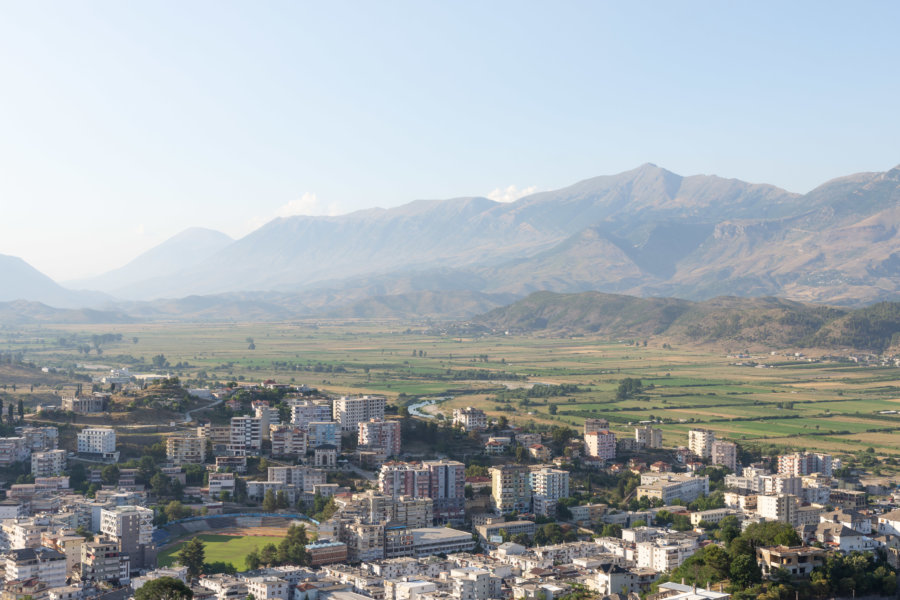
[1, 1, 898, 281]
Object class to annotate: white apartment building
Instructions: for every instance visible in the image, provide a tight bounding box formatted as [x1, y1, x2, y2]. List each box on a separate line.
[452, 407, 487, 431]
[359, 418, 402, 456]
[491, 465, 532, 514]
[31, 449, 67, 477]
[228, 416, 262, 456]
[688, 429, 715, 459]
[530, 467, 570, 517]
[4, 547, 67, 588]
[308, 421, 341, 450]
[635, 425, 663, 449]
[77, 428, 116, 455]
[253, 403, 281, 439]
[635, 539, 698, 572]
[245, 576, 290, 600]
[584, 430, 616, 460]
[333, 396, 386, 431]
[450, 567, 496, 600]
[757, 494, 799, 526]
[208, 473, 236, 498]
[778, 452, 834, 477]
[637, 473, 710, 504]
[270, 425, 307, 457]
[166, 434, 206, 465]
[289, 399, 332, 427]
[584, 418, 610, 434]
[711, 440, 738, 472]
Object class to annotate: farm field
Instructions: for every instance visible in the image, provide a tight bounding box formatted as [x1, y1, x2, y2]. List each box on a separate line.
[158, 532, 285, 571]
[4, 320, 900, 458]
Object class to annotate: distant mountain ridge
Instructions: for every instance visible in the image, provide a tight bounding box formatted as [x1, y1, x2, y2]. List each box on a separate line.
[2, 163, 899, 312]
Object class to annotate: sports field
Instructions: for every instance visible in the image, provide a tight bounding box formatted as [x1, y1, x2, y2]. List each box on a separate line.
[158, 531, 286, 571]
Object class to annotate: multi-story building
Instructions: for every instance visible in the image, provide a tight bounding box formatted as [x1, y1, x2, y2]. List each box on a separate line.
[305, 540, 348, 567]
[289, 399, 333, 428]
[756, 545, 826, 578]
[31, 449, 67, 477]
[340, 522, 385, 562]
[584, 418, 610, 435]
[688, 429, 715, 459]
[530, 468, 570, 517]
[452, 407, 487, 431]
[777, 452, 834, 477]
[77, 428, 117, 459]
[252, 402, 281, 439]
[270, 425, 307, 457]
[308, 421, 341, 451]
[245, 576, 290, 600]
[3, 547, 67, 588]
[584, 430, 616, 460]
[636, 473, 710, 504]
[0, 437, 28, 467]
[16, 426, 59, 453]
[228, 416, 262, 456]
[81, 538, 125, 583]
[635, 425, 662, 449]
[756, 494, 799, 526]
[636, 540, 699, 573]
[333, 396, 386, 431]
[60, 386, 109, 414]
[425, 459, 465, 523]
[208, 473, 236, 499]
[379, 463, 431, 500]
[711, 440, 738, 472]
[393, 496, 434, 528]
[166, 434, 206, 465]
[100, 506, 156, 572]
[358, 418, 402, 456]
[690, 508, 739, 526]
[491, 465, 532, 514]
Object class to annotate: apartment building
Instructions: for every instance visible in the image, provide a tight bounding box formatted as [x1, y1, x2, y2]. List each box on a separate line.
[289, 399, 333, 428]
[227, 416, 262, 456]
[252, 402, 281, 439]
[491, 465, 532, 514]
[0, 437, 28, 467]
[166, 433, 206, 465]
[245, 576, 290, 600]
[3, 547, 67, 588]
[31, 449, 67, 477]
[530, 468, 570, 516]
[270, 425, 307, 457]
[17, 426, 59, 453]
[358, 418, 402, 456]
[333, 396, 387, 431]
[777, 452, 834, 477]
[757, 494, 799, 526]
[208, 473, 236, 498]
[308, 421, 341, 451]
[635, 539, 698, 572]
[584, 418, 610, 435]
[452, 407, 487, 431]
[81, 538, 125, 584]
[380, 463, 431, 499]
[635, 425, 662, 449]
[306, 540, 348, 567]
[584, 430, 616, 460]
[77, 428, 117, 460]
[425, 459, 465, 523]
[100, 505, 156, 571]
[636, 473, 710, 504]
[711, 440, 738, 472]
[688, 429, 715, 459]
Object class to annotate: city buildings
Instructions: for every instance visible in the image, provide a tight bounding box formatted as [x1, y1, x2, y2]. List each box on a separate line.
[777, 452, 834, 477]
[166, 433, 206, 465]
[530, 468, 570, 517]
[711, 440, 738, 472]
[490, 465, 532, 514]
[77, 428, 118, 461]
[333, 396, 387, 431]
[99, 505, 156, 572]
[584, 430, 616, 460]
[30, 450, 66, 477]
[359, 418, 402, 456]
[635, 425, 663, 449]
[452, 407, 487, 431]
[688, 429, 715, 459]
[228, 416, 262, 456]
[636, 473, 710, 504]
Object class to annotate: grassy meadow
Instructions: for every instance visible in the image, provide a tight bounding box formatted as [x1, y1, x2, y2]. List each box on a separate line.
[4, 320, 900, 458]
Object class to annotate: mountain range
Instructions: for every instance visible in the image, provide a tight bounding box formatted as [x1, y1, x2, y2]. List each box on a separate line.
[2, 162, 899, 319]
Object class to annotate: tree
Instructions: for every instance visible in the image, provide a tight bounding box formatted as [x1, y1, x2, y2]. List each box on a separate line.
[165, 501, 191, 522]
[134, 577, 193, 600]
[7, 404, 12, 424]
[259, 543, 278, 566]
[263, 489, 277, 512]
[548, 404, 557, 415]
[730, 554, 762, 588]
[152, 354, 169, 369]
[101, 464, 120, 485]
[178, 537, 206, 578]
[17, 399, 24, 420]
[245, 549, 261, 570]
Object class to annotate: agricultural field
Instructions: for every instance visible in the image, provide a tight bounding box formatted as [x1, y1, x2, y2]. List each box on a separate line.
[3, 320, 900, 458]
[158, 532, 285, 571]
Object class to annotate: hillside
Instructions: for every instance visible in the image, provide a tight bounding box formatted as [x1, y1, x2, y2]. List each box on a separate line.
[471, 291, 900, 352]
[0, 255, 109, 308]
[0, 300, 133, 326]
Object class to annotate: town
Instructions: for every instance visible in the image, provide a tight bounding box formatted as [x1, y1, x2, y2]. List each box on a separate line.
[0, 374, 897, 600]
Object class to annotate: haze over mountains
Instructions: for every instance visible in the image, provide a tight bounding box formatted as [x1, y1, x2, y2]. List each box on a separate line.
[3, 163, 899, 320]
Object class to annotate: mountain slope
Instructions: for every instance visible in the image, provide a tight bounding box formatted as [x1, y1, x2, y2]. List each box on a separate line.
[472, 291, 872, 349]
[68, 227, 233, 296]
[0, 255, 109, 308]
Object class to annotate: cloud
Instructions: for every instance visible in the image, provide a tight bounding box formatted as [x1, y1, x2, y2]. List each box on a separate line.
[486, 184, 538, 203]
[246, 192, 342, 233]
[275, 192, 341, 218]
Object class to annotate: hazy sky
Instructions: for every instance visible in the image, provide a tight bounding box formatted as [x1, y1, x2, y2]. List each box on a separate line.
[1, 2, 898, 281]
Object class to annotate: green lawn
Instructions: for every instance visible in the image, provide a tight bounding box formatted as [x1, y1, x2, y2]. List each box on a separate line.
[159, 534, 284, 571]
